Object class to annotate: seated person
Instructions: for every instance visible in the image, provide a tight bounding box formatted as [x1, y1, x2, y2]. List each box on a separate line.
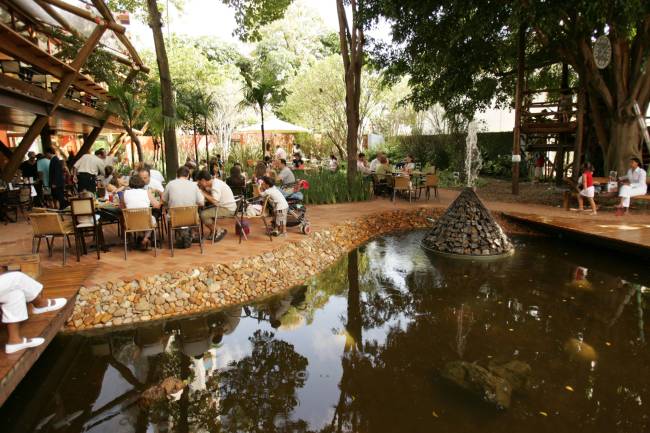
[292, 153, 304, 169]
[617, 157, 648, 214]
[145, 162, 165, 185]
[254, 161, 268, 185]
[138, 167, 164, 196]
[107, 174, 128, 194]
[328, 154, 339, 172]
[260, 176, 289, 236]
[196, 170, 236, 241]
[121, 174, 161, 250]
[163, 166, 204, 208]
[374, 156, 392, 180]
[357, 152, 371, 175]
[402, 154, 416, 174]
[226, 165, 247, 195]
[1, 270, 66, 354]
[276, 159, 296, 186]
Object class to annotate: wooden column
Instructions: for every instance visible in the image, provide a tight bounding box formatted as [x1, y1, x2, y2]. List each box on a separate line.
[0, 139, 13, 159]
[555, 63, 570, 186]
[0, 24, 107, 181]
[512, 24, 526, 195]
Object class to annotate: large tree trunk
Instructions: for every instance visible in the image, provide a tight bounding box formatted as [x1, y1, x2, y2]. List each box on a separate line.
[124, 124, 143, 163]
[146, 0, 178, 176]
[260, 107, 266, 157]
[606, 120, 641, 174]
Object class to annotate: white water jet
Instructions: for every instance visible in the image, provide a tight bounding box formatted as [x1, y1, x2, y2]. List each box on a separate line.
[464, 121, 482, 188]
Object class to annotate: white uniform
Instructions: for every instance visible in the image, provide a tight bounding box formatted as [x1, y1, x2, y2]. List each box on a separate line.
[619, 167, 648, 207]
[0, 272, 43, 323]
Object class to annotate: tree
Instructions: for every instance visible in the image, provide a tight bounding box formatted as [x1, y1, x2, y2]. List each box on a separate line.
[177, 87, 206, 162]
[367, 1, 650, 173]
[108, 83, 145, 163]
[281, 55, 384, 158]
[336, 0, 366, 187]
[237, 57, 288, 156]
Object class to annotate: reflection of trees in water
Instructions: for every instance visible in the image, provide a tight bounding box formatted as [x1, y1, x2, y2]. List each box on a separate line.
[218, 330, 309, 433]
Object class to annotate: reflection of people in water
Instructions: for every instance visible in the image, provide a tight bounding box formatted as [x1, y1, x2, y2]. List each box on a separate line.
[568, 266, 592, 291]
[266, 286, 308, 329]
[135, 324, 170, 358]
[178, 307, 243, 359]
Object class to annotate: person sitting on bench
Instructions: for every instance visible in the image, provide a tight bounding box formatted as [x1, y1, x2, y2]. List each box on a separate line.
[617, 157, 648, 214]
[1, 271, 66, 354]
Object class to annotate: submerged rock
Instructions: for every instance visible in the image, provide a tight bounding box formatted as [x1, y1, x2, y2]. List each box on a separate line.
[441, 361, 513, 409]
[564, 338, 598, 362]
[488, 360, 531, 392]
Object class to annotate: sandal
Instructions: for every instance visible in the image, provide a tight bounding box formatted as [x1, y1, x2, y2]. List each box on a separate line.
[6, 337, 45, 354]
[32, 298, 67, 315]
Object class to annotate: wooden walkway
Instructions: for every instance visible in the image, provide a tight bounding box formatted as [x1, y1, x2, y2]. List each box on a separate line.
[0, 264, 95, 407]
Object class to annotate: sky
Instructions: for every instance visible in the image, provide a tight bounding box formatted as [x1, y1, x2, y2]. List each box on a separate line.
[125, 0, 514, 132]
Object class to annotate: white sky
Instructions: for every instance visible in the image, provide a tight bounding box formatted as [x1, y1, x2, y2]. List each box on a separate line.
[125, 0, 513, 132]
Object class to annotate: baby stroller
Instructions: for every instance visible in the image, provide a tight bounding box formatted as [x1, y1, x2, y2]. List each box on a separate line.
[280, 180, 311, 235]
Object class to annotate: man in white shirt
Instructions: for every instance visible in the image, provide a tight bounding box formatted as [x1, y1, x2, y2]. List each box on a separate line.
[276, 159, 295, 185]
[74, 150, 105, 193]
[196, 170, 237, 240]
[618, 157, 648, 212]
[275, 145, 287, 161]
[369, 151, 385, 172]
[138, 167, 164, 195]
[162, 166, 204, 208]
[145, 162, 165, 185]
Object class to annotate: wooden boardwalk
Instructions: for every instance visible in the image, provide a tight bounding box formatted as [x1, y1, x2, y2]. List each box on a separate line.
[0, 264, 95, 407]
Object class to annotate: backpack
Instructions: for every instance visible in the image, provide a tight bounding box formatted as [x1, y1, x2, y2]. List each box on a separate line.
[236, 220, 250, 236]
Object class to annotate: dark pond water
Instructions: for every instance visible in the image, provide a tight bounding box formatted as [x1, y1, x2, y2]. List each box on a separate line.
[2, 230, 650, 433]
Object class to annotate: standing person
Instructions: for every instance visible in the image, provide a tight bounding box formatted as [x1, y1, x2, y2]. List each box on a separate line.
[534, 153, 546, 182]
[577, 163, 597, 215]
[37, 151, 51, 195]
[276, 159, 295, 186]
[73, 150, 104, 193]
[259, 176, 289, 236]
[1, 270, 67, 354]
[294, 143, 303, 159]
[617, 157, 648, 214]
[196, 170, 236, 241]
[275, 144, 287, 161]
[46, 147, 66, 209]
[19, 151, 38, 180]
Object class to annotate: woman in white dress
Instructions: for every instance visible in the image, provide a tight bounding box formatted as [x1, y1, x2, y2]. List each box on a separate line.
[121, 174, 161, 249]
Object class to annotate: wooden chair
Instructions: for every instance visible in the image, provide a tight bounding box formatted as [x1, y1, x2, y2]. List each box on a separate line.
[29, 212, 76, 265]
[70, 197, 101, 261]
[168, 206, 203, 257]
[419, 174, 439, 200]
[207, 198, 244, 244]
[244, 196, 273, 242]
[392, 176, 414, 202]
[122, 208, 158, 260]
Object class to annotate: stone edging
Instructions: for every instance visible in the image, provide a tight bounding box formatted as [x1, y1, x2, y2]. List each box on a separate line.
[66, 207, 443, 331]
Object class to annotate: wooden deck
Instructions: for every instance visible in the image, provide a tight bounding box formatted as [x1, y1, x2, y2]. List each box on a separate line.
[0, 264, 95, 407]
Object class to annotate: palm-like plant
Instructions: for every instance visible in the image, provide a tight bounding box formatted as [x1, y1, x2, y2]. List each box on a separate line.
[238, 58, 287, 156]
[108, 82, 145, 164]
[178, 87, 216, 163]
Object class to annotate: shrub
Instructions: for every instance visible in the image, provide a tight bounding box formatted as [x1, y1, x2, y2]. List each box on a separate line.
[299, 170, 372, 205]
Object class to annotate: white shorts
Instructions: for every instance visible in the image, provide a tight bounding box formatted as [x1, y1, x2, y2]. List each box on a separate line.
[0, 272, 43, 323]
[580, 186, 595, 198]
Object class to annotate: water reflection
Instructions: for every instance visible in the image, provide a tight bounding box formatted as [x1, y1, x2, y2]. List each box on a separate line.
[2, 231, 650, 433]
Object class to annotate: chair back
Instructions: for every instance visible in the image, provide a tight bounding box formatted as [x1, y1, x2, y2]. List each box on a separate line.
[29, 212, 65, 235]
[252, 183, 261, 198]
[123, 208, 154, 231]
[394, 176, 410, 190]
[70, 197, 95, 217]
[19, 186, 31, 203]
[425, 174, 439, 187]
[425, 166, 437, 174]
[169, 206, 200, 228]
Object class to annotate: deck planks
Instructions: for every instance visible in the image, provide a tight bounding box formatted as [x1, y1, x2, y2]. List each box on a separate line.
[0, 264, 95, 407]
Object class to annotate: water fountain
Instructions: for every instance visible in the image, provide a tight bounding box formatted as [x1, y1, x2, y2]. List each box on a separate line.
[421, 121, 514, 258]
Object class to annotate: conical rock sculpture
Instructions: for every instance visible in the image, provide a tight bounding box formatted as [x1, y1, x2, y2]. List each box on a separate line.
[422, 188, 513, 257]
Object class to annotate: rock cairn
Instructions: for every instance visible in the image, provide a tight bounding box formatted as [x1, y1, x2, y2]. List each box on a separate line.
[422, 188, 513, 257]
[66, 208, 440, 331]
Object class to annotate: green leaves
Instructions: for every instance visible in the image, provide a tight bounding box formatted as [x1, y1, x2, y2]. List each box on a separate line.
[222, 0, 294, 42]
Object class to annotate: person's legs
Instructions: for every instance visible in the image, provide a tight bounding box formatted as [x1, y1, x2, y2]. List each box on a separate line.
[619, 185, 632, 208]
[578, 195, 584, 210]
[200, 209, 216, 235]
[588, 197, 597, 214]
[0, 289, 29, 343]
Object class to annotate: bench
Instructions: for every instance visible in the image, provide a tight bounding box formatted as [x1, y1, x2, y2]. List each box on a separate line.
[0, 253, 41, 278]
[563, 177, 650, 210]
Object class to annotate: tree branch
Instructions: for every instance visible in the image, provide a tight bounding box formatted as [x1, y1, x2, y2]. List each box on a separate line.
[578, 38, 615, 112]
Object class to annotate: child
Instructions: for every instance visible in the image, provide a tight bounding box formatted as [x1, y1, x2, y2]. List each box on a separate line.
[578, 162, 597, 215]
[260, 176, 289, 236]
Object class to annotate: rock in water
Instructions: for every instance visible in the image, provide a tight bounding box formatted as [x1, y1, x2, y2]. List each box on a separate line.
[488, 360, 531, 392]
[441, 361, 512, 409]
[564, 338, 598, 362]
[422, 188, 513, 257]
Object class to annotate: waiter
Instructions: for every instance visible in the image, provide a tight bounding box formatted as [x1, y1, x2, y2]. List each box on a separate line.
[73, 149, 104, 193]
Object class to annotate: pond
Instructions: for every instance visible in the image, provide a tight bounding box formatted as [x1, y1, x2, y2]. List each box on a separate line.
[2, 230, 650, 433]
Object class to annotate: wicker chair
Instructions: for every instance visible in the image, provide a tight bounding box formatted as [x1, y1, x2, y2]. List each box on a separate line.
[70, 197, 101, 261]
[29, 212, 76, 265]
[419, 174, 439, 200]
[122, 208, 158, 260]
[392, 176, 414, 203]
[244, 196, 272, 242]
[206, 197, 246, 244]
[168, 206, 203, 257]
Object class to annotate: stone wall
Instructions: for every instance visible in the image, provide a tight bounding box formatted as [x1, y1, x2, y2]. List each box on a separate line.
[66, 208, 443, 331]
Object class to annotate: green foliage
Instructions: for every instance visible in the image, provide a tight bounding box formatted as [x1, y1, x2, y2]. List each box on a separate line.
[222, 0, 293, 42]
[300, 170, 372, 205]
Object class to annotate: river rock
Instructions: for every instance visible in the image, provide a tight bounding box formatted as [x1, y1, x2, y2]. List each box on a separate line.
[488, 360, 531, 392]
[441, 361, 512, 409]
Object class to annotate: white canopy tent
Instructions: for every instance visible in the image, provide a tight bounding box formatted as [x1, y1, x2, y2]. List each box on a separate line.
[236, 118, 310, 134]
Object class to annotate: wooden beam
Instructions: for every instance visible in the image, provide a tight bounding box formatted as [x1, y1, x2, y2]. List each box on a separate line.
[33, 0, 78, 36]
[38, 0, 126, 34]
[512, 24, 526, 195]
[0, 138, 13, 158]
[1, 115, 49, 181]
[72, 123, 105, 164]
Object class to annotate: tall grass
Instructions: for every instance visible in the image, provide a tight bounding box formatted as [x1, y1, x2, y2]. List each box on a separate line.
[300, 170, 372, 205]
